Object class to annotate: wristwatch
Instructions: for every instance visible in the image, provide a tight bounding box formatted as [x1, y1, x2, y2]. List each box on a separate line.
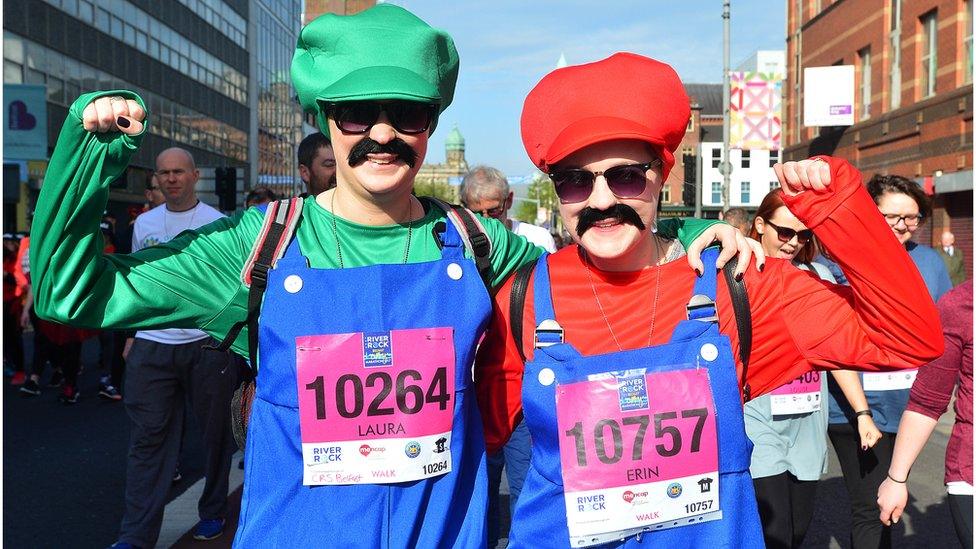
[855, 409, 874, 418]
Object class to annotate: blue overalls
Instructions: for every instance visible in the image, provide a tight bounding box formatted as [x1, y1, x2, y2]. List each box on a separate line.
[233, 218, 491, 548]
[510, 250, 764, 548]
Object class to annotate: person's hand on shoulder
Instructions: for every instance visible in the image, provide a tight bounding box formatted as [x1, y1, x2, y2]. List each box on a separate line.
[685, 224, 765, 280]
[82, 95, 145, 136]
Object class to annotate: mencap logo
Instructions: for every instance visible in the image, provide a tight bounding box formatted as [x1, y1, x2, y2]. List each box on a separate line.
[666, 482, 683, 499]
[359, 444, 387, 457]
[404, 441, 422, 458]
[622, 490, 648, 503]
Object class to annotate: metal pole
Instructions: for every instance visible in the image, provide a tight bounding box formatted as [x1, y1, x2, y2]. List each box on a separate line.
[694, 145, 703, 218]
[720, 0, 732, 213]
[247, 0, 259, 195]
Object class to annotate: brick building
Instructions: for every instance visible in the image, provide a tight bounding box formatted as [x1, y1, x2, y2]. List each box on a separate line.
[784, 0, 973, 282]
[303, 0, 375, 25]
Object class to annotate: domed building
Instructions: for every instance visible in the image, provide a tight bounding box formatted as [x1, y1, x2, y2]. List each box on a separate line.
[415, 125, 469, 202]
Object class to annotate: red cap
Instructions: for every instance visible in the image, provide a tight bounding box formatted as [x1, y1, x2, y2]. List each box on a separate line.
[521, 53, 690, 179]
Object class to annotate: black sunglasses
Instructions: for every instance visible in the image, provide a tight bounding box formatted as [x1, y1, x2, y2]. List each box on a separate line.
[548, 160, 662, 204]
[764, 220, 813, 245]
[325, 101, 438, 135]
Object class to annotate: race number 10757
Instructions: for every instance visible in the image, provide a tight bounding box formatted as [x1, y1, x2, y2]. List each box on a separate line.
[563, 408, 709, 467]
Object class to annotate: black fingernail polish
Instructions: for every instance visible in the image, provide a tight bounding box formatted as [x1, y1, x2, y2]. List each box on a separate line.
[759, 263, 765, 272]
[116, 116, 130, 128]
[735, 272, 744, 282]
[695, 268, 702, 277]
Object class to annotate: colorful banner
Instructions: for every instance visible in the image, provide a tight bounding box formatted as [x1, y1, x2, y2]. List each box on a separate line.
[730, 71, 783, 151]
[3, 84, 48, 160]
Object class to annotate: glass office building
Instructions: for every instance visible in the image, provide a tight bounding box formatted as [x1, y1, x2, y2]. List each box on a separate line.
[3, 0, 302, 228]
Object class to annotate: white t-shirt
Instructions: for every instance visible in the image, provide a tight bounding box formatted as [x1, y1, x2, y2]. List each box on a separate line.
[131, 200, 225, 345]
[511, 220, 557, 253]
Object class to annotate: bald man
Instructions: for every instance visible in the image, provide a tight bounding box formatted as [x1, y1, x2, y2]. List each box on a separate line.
[938, 231, 966, 286]
[119, 147, 240, 546]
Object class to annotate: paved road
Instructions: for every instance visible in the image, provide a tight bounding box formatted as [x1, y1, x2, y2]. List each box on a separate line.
[3, 334, 961, 548]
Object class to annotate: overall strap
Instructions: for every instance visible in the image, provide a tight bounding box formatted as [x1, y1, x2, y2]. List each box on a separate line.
[529, 253, 564, 351]
[425, 197, 493, 289]
[208, 197, 304, 371]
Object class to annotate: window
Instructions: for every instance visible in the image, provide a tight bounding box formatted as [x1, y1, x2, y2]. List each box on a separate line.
[858, 47, 872, 119]
[770, 180, 781, 190]
[889, 0, 902, 109]
[769, 150, 780, 167]
[741, 150, 750, 169]
[920, 10, 938, 98]
[966, 0, 973, 84]
[686, 116, 695, 133]
[711, 148, 722, 169]
[741, 181, 751, 204]
[711, 181, 722, 204]
[661, 185, 671, 203]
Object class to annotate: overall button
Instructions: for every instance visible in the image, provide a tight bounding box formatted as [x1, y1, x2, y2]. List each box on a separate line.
[538, 368, 555, 386]
[699, 343, 718, 362]
[447, 263, 463, 280]
[284, 274, 303, 293]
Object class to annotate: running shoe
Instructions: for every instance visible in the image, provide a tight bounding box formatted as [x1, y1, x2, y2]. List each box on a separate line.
[58, 385, 79, 404]
[19, 378, 40, 396]
[47, 369, 63, 387]
[107, 542, 141, 549]
[192, 518, 225, 541]
[10, 371, 26, 386]
[98, 384, 123, 401]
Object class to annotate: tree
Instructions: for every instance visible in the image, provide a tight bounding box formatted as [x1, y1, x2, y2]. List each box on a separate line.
[413, 178, 457, 203]
[513, 172, 561, 232]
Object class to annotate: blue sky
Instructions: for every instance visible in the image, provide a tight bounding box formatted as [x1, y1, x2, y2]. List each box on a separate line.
[385, 0, 786, 177]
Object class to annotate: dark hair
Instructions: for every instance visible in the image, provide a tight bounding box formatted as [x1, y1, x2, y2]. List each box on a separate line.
[245, 186, 278, 206]
[749, 188, 818, 264]
[298, 132, 332, 168]
[866, 174, 931, 221]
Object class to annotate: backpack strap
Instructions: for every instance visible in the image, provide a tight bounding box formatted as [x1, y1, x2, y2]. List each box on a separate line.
[208, 197, 304, 371]
[425, 197, 494, 289]
[509, 260, 536, 362]
[721, 257, 753, 401]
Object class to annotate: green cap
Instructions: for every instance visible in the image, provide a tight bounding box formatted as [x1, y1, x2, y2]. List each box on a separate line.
[292, 4, 460, 133]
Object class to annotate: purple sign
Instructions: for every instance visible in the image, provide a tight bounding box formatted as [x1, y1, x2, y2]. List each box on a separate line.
[829, 105, 852, 115]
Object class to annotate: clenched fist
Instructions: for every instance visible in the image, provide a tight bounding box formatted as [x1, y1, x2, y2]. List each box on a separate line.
[773, 158, 832, 197]
[82, 95, 145, 135]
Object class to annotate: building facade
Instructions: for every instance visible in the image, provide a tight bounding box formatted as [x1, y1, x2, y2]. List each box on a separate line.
[303, 0, 375, 25]
[784, 0, 972, 280]
[415, 125, 468, 202]
[2, 0, 302, 232]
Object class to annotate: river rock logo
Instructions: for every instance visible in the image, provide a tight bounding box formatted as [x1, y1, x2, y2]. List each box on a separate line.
[666, 482, 683, 499]
[404, 441, 422, 458]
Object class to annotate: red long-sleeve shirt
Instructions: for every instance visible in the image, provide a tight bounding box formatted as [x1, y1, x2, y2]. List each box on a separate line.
[905, 280, 973, 485]
[475, 157, 944, 454]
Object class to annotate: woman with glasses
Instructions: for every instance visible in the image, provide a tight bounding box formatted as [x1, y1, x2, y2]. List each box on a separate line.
[744, 189, 881, 549]
[822, 173, 952, 549]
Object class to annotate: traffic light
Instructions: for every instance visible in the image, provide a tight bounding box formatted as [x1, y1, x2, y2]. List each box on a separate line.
[682, 154, 697, 207]
[215, 167, 237, 211]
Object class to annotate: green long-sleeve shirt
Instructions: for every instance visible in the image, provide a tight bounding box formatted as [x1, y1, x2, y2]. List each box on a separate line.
[31, 91, 718, 358]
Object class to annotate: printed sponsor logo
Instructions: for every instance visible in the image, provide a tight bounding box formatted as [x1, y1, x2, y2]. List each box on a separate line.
[363, 332, 393, 367]
[666, 482, 683, 499]
[404, 441, 422, 458]
[616, 374, 649, 412]
[433, 437, 448, 454]
[622, 490, 649, 503]
[359, 444, 387, 457]
[575, 494, 606, 512]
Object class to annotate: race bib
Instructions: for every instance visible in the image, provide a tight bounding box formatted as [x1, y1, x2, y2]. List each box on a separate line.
[295, 328, 455, 485]
[556, 368, 721, 547]
[769, 371, 822, 416]
[862, 369, 918, 392]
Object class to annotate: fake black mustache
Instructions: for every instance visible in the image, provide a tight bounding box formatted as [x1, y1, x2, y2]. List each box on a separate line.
[576, 204, 647, 237]
[347, 137, 418, 168]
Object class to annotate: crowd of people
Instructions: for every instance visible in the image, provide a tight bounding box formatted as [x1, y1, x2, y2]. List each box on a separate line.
[5, 4, 970, 549]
